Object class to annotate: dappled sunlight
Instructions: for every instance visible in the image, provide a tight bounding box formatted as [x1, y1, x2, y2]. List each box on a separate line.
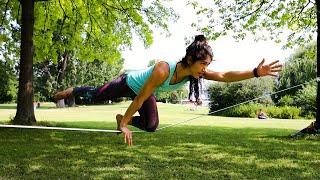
[0, 102, 319, 179]
[0, 127, 319, 179]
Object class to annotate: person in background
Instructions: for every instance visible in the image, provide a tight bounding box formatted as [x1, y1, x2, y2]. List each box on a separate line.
[257, 109, 269, 119]
[190, 98, 202, 111]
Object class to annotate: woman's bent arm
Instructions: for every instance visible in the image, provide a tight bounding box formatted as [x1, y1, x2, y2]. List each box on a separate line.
[120, 62, 170, 145]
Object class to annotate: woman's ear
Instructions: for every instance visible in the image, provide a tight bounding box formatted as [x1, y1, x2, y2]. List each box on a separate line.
[186, 56, 193, 65]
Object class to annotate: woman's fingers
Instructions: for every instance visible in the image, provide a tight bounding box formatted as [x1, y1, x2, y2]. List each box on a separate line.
[271, 64, 282, 69]
[267, 60, 280, 66]
[124, 133, 133, 146]
[258, 58, 265, 67]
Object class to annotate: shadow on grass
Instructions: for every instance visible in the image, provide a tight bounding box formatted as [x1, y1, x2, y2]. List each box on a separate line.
[0, 123, 319, 179]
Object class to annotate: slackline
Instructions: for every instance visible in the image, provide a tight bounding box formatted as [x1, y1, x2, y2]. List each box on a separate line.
[0, 124, 123, 133]
[0, 79, 317, 133]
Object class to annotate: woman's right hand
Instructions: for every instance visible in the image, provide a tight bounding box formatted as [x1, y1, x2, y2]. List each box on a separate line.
[120, 125, 133, 146]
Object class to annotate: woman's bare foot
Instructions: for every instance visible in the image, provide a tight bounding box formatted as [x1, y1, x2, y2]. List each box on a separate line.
[53, 88, 74, 101]
[116, 114, 123, 135]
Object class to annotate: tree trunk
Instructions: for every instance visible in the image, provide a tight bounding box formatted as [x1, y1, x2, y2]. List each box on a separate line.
[13, 0, 36, 125]
[56, 51, 70, 88]
[56, 50, 76, 107]
[316, 0, 319, 129]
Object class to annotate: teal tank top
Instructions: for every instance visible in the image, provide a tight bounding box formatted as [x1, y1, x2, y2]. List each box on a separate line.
[126, 61, 189, 94]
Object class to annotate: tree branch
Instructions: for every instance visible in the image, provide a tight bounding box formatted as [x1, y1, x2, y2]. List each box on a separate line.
[234, 0, 266, 22]
[289, 0, 311, 24]
[16, 3, 21, 25]
[85, 0, 93, 34]
[1, 0, 11, 28]
[69, 0, 103, 48]
[116, 0, 144, 39]
[51, 0, 67, 48]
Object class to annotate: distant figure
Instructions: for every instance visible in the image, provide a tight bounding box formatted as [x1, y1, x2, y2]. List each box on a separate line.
[33, 102, 37, 111]
[190, 98, 202, 111]
[257, 109, 269, 119]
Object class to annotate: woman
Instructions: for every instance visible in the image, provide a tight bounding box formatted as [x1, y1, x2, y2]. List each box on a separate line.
[54, 35, 282, 146]
[257, 109, 269, 119]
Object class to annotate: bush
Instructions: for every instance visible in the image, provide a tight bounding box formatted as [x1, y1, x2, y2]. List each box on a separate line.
[278, 95, 294, 106]
[267, 106, 301, 119]
[213, 103, 262, 118]
[213, 103, 302, 119]
[294, 82, 316, 113]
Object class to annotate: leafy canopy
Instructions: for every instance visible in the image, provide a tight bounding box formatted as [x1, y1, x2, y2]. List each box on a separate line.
[1, 0, 178, 64]
[188, 0, 317, 48]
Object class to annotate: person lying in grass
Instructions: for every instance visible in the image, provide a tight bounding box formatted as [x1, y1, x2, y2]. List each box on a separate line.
[54, 35, 282, 146]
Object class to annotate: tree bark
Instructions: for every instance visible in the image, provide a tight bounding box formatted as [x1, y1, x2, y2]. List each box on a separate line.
[56, 50, 76, 107]
[13, 0, 36, 125]
[316, 0, 319, 129]
[56, 51, 70, 88]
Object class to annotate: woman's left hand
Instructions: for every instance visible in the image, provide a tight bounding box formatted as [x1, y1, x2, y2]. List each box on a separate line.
[256, 58, 282, 77]
[120, 125, 133, 146]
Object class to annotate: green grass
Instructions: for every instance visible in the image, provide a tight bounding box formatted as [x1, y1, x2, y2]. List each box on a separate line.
[0, 102, 319, 179]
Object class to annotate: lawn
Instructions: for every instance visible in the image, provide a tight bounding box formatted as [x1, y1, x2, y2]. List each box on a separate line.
[0, 102, 319, 179]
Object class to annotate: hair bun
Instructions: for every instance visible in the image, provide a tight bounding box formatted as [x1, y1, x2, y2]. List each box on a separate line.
[195, 35, 206, 41]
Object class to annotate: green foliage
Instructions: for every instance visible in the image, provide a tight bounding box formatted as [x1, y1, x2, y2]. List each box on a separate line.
[219, 103, 302, 119]
[219, 103, 260, 118]
[189, 0, 317, 47]
[7, 77, 18, 102]
[1, 0, 179, 100]
[155, 87, 188, 104]
[274, 42, 317, 102]
[295, 81, 316, 116]
[278, 95, 294, 106]
[33, 57, 124, 102]
[1, 0, 178, 64]
[266, 106, 301, 119]
[147, 59, 159, 67]
[0, 60, 17, 103]
[208, 77, 274, 113]
[63, 58, 124, 88]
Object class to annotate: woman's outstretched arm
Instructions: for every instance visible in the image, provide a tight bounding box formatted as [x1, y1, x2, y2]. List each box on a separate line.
[203, 59, 282, 82]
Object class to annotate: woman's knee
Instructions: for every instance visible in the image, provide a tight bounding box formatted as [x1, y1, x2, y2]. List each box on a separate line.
[145, 126, 157, 132]
[145, 120, 158, 132]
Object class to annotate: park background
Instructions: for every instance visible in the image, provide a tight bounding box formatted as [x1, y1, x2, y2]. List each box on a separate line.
[0, 0, 319, 179]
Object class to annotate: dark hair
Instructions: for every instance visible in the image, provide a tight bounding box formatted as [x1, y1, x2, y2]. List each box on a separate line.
[179, 35, 213, 101]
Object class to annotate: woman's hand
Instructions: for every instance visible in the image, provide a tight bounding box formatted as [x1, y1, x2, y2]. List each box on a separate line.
[120, 125, 133, 146]
[256, 58, 282, 77]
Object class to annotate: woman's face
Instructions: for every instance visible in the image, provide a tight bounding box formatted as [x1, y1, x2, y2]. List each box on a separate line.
[189, 55, 212, 79]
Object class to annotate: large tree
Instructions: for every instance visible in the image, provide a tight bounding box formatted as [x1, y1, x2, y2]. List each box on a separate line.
[275, 42, 317, 102]
[13, 0, 47, 125]
[190, 0, 319, 133]
[0, 0, 178, 124]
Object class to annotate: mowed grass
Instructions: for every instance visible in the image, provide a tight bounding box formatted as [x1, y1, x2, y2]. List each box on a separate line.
[0, 102, 319, 179]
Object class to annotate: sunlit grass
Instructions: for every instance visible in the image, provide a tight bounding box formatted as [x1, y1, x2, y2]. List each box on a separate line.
[0, 102, 319, 179]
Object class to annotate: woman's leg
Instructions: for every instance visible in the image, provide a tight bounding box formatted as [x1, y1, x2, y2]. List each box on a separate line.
[131, 94, 159, 132]
[53, 88, 74, 101]
[54, 74, 135, 102]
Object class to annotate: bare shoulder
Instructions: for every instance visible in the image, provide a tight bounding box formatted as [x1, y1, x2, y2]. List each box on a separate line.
[153, 61, 170, 80]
